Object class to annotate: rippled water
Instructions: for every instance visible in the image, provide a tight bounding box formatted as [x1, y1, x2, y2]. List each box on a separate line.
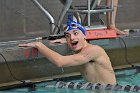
[1, 67, 140, 93]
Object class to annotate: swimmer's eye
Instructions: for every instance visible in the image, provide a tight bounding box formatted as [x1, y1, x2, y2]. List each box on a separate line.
[73, 31, 79, 36]
[65, 33, 71, 38]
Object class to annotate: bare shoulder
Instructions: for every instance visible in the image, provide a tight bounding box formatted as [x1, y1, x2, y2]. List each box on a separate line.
[77, 44, 106, 62]
[86, 44, 105, 52]
[80, 44, 105, 58]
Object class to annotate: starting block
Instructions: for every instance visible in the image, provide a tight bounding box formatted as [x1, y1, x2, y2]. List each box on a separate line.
[86, 29, 117, 40]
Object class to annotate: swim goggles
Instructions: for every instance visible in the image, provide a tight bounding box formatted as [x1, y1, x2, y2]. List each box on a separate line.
[64, 16, 85, 35]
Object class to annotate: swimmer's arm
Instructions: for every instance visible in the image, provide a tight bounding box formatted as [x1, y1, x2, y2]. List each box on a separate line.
[19, 42, 64, 66]
[60, 48, 99, 67]
[18, 42, 102, 67]
[34, 42, 96, 67]
[59, 46, 103, 67]
[60, 54, 93, 67]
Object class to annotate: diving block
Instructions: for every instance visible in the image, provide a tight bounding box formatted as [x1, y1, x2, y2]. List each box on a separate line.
[86, 29, 117, 40]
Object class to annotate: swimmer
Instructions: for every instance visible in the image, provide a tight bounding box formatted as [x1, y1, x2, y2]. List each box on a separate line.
[19, 16, 116, 84]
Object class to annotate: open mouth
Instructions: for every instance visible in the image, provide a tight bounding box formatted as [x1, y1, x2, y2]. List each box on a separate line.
[71, 41, 78, 46]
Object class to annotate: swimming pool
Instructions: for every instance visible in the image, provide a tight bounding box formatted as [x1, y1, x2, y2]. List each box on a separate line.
[1, 66, 140, 93]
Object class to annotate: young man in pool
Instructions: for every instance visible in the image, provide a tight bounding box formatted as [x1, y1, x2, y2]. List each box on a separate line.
[19, 18, 116, 85]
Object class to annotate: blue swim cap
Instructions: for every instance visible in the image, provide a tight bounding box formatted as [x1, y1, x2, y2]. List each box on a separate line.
[64, 15, 85, 35]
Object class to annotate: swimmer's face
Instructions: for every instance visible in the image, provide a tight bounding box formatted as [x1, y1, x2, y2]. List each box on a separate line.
[65, 29, 86, 52]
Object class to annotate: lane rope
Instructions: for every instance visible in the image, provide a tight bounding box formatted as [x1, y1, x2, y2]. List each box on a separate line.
[49, 81, 140, 92]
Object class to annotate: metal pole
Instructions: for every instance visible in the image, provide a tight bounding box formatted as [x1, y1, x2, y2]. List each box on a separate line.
[53, 0, 72, 34]
[88, 0, 91, 26]
[32, 0, 55, 34]
[111, 0, 114, 25]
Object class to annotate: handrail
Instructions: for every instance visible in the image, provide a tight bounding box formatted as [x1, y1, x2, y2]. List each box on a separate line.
[31, 0, 55, 34]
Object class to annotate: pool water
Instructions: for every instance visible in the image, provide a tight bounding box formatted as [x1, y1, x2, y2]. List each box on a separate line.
[116, 69, 140, 86]
[1, 67, 140, 93]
